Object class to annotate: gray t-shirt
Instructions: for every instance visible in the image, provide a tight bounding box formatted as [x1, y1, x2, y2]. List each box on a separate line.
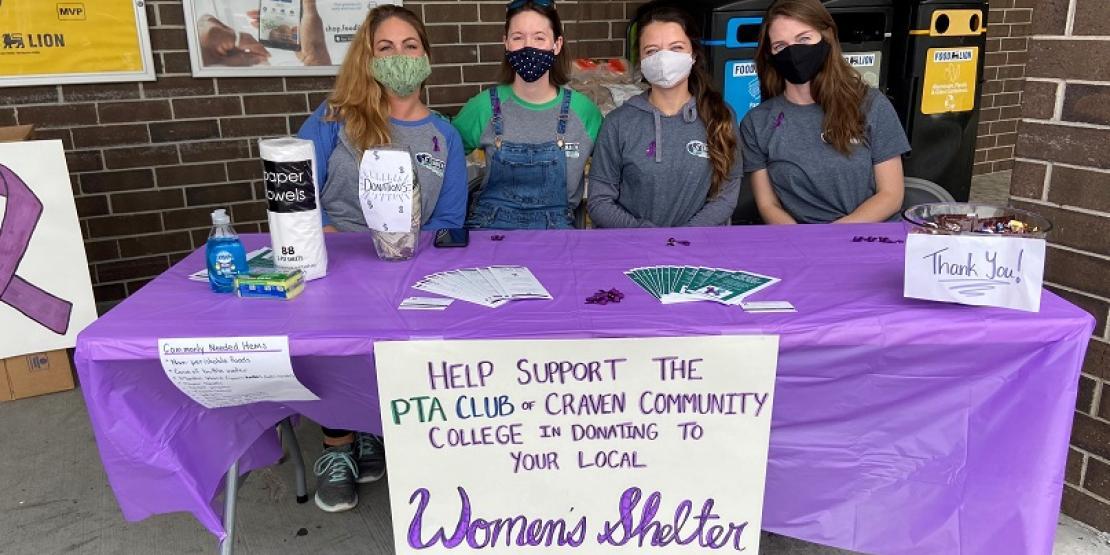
[740, 88, 910, 223]
[588, 92, 741, 228]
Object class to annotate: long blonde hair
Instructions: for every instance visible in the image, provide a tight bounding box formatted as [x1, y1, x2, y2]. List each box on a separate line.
[326, 5, 432, 151]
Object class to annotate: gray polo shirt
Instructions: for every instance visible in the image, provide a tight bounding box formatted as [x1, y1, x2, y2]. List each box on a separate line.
[740, 88, 910, 223]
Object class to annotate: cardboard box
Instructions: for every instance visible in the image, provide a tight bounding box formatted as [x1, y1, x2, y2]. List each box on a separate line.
[0, 350, 75, 401]
[0, 124, 34, 142]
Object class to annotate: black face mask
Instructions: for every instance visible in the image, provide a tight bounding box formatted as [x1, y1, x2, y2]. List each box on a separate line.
[770, 41, 831, 85]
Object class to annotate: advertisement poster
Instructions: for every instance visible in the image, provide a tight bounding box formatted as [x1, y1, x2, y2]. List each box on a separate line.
[183, 0, 401, 77]
[0, 0, 154, 86]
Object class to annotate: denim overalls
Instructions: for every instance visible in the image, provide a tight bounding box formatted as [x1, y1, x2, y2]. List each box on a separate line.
[467, 87, 574, 230]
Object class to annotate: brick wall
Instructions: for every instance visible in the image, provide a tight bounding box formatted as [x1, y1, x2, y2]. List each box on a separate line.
[0, 0, 641, 313]
[1012, 0, 1110, 531]
[974, 0, 1033, 176]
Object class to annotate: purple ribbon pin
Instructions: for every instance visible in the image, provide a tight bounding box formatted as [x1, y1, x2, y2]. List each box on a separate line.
[0, 163, 73, 334]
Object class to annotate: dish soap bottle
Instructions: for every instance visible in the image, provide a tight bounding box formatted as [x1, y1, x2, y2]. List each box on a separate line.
[206, 208, 248, 293]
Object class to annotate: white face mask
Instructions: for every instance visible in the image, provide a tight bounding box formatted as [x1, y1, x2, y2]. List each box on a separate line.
[640, 50, 695, 89]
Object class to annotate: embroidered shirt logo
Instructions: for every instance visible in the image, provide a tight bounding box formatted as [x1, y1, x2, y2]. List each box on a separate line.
[686, 140, 709, 159]
[415, 152, 446, 178]
[820, 132, 862, 145]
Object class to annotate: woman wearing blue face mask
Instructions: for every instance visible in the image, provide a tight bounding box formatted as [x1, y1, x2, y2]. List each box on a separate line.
[741, 0, 910, 224]
[452, 0, 603, 230]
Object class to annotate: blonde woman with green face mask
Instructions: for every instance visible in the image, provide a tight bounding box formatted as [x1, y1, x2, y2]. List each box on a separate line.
[295, 5, 467, 513]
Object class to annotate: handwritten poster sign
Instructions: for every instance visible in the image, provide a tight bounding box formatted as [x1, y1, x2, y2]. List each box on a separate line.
[158, 336, 319, 408]
[375, 335, 779, 553]
[904, 234, 1046, 312]
[359, 147, 415, 233]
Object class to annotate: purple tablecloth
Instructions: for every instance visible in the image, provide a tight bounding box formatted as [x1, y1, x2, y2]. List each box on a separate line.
[75, 224, 1093, 554]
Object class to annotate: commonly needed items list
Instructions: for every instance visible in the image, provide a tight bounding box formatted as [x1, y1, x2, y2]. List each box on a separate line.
[376, 336, 778, 553]
[159, 336, 318, 408]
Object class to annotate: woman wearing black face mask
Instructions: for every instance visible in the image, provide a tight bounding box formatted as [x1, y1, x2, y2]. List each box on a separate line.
[740, 0, 910, 224]
[452, 0, 603, 230]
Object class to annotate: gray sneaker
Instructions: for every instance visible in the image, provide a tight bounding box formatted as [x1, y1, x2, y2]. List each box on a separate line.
[313, 445, 359, 512]
[355, 433, 386, 483]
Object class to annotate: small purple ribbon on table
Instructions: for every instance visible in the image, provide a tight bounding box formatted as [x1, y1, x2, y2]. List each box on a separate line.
[0, 163, 72, 334]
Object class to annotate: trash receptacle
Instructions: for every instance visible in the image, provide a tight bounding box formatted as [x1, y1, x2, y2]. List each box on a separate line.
[889, 0, 989, 202]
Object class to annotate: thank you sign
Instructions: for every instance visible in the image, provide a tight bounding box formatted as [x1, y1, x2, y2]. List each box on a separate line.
[904, 234, 1046, 312]
[374, 335, 779, 553]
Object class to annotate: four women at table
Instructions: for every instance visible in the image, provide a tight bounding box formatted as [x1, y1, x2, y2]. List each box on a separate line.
[294, 0, 913, 514]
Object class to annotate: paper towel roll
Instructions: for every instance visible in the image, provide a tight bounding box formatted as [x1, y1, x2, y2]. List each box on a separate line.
[259, 137, 328, 281]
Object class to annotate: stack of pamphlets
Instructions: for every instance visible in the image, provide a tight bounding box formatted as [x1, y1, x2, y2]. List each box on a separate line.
[413, 266, 551, 308]
[625, 265, 779, 306]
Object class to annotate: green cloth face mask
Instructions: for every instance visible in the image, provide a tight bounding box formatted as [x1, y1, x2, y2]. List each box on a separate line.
[372, 54, 432, 97]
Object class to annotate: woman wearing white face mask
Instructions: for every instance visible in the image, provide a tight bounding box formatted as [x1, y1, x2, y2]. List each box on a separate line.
[587, 2, 741, 228]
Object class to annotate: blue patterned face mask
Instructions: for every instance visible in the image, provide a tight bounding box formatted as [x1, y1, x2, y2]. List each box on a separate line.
[505, 46, 556, 83]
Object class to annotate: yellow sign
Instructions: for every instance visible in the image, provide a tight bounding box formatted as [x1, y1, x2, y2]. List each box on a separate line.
[921, 47, 979, 115]
[0, 0, 152, 84]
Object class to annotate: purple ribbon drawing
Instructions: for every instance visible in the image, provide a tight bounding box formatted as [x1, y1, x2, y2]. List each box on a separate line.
[0, 163, 72, 335]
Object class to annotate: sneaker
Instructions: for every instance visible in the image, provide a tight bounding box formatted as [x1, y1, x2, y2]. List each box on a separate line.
[313, 444, 359, 512]
[355, 432, 386, 483]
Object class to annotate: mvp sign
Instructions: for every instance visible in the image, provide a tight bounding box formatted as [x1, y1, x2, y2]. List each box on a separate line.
[57, 3, 86, 20]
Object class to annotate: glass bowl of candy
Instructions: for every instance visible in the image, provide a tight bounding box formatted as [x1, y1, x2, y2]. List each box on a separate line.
[902, 203, 1051, 238]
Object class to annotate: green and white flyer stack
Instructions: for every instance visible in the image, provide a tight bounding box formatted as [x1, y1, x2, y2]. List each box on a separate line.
[625, 265, 780, 305]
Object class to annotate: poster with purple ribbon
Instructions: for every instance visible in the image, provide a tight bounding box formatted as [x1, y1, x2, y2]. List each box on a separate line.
[0, 140, 97, 360]
[375, 335, 778, 554]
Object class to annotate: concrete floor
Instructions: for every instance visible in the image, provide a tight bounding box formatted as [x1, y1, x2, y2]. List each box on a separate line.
[1, 387, 1108, 555]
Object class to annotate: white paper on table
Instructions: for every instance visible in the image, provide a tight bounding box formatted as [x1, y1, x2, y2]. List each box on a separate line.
[741, 300, 797, 313]
[358, 148, 414, 233]
[399, 297, 454, 311]
[488, 265, 552, 299]
[660, 293, 704, 304]
[904, 233, 1046, 312]
[476, 267, 511, 299]
[158, 336, 318, 409]
[414, 274, 505, 308]
[459, 268, 507, 302]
